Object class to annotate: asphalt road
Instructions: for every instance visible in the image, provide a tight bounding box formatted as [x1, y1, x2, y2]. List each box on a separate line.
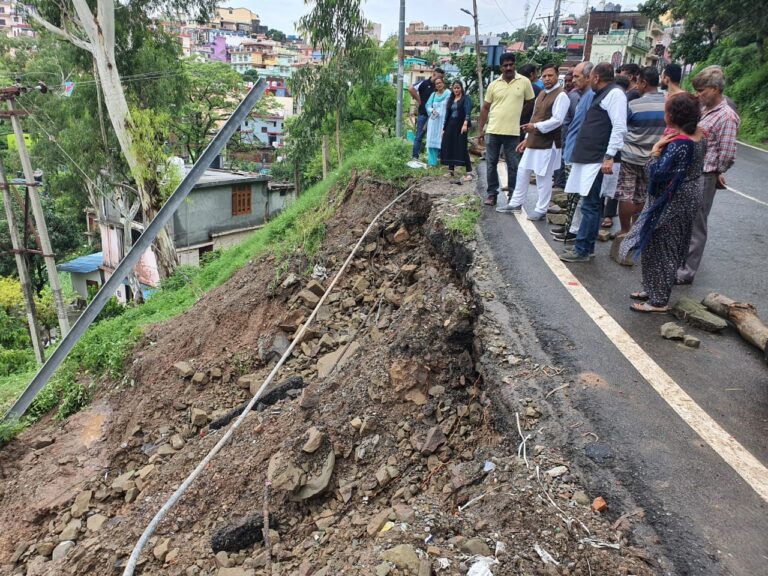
[476, 142, 768, 575]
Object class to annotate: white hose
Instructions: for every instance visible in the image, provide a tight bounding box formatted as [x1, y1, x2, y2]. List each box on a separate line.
[122, 183, 417, 575]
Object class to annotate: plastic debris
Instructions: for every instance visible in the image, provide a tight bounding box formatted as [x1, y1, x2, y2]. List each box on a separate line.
[534, 544, 560, 565]
[483, 460, 496, 473]
[467, 556, 499, 575]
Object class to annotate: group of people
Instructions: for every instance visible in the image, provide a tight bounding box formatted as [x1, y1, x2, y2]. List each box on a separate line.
[409, 69, 475, 181]
[413, 55, 740, 314]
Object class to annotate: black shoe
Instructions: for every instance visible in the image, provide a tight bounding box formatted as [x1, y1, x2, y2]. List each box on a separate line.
[550, 226, 566, 236]
[553, 232, 577, 242]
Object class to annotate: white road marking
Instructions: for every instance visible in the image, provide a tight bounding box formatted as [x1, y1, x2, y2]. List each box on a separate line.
[737, 140, 768, 154]
[512, 211, 768, 503]
[726, 186, 768, 207]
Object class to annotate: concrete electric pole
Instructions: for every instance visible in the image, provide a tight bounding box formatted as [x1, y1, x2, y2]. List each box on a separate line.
[396, 0, 406, 138]
[461, 2, 484, 105]
[549, 0, 562, 51]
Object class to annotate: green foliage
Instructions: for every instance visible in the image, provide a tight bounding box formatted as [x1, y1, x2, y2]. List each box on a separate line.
[0, 276, 23, 312]
[86, 285, 126, 323]
[690, 40, 768, 145]
[508, 24, 544, 48]
[0, 308, 30, 350]
[266, 29, 287, 43]
[518, 48, 566, 70]
[242, 68, 260, 83]
[445, 195, 481, 238]
[0, 347, 36, 376]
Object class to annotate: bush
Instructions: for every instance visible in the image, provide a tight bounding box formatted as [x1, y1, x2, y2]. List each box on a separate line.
[0, 347, 36, 376]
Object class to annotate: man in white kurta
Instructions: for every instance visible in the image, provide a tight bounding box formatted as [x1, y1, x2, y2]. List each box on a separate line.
[496, 64, 570, 220]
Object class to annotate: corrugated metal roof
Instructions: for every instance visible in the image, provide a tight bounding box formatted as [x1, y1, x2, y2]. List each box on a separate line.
[58, 252, 103, 274]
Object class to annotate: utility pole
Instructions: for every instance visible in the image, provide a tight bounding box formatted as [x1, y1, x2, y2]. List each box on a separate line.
[395, 0, 405, 138]
[0, 157, 45, 363]
[461, 2, 484, 105]
[548, 0, 562, 51]
[3, 90, 70, 337]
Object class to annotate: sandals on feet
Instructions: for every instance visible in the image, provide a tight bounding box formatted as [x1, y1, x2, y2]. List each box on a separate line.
[463, 174, 475, 182]
[630, 291, 649, 301]
[630, 302, 670, 314]
[601, 217, 613, 228]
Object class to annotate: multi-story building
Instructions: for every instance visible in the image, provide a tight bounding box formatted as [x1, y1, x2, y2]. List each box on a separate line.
[212, 6, 267, 35]
[405, 22, 470, 52]
[0, 1, 34, 38]
[583, 9, 668, 69]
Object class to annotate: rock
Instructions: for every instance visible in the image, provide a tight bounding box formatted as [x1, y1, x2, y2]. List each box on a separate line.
[59, 519, 82, 542]
[302, 427, 324, 453]
[350, 417, 363, 430]
[211, 515, 272, 553]
[420, 426, 447, 456]
[173, 361, 195, 378]
[192, 371, 209, 386]
[306, 279, 326, 297]
[298, 289, 321, 307]
[191, 408, 209, 427]
[35, 541, 56, 557]
[393, 227, 410, 244]
[660, 322, 685, 340]
[52, 541, 75, 562]
[260, 331, 290, 363]
[281, 272, 300, 289]
[218, 568, 249, 576]
[428, 385, 445, 397]
[418, 558, 432, 576]
[610, 236, 635, 266]
[70, 490, 92, 518]
[156, 444, 177, 456]
[86, 514, 108, 532]
[215, 551, 231, 568]
[525, 406, 541, 418]
[507, 355, 522, 366]
[267, 451, 304, 492]
[545, 465, 569, 478]
[170, 434, 186, 450]
[367, 508, 393, 536]
[292, 451, 335, 501]
[393, 504, 415, 523]
[460, 537, 491, 556]
[380, 544, 420, 573]
[374, 466, 391, 487]
[138, 464, 155, 480]
[210, 367, 222, 380]
[597, 229, 612, 242]
[153, 538, 171, 562]
[546, 213, 568, 226]
[30, 436, 55, 449]
[237, 374, 257, 390]
[591, 496, 608, 513]
[352, 277, 370, 295]
[375, 562, 391, 576]
[299, 387, 321, 409]
[166, 548, 179, 563]
[316, 342, 360, 378]
[110, 470, 135, 493]
[672, 298, 727, 332]
[10, 542, 29, 563]
[572, 491, 590, 506]
[125, 487, 140, 503]
[683, 335, 701, 348]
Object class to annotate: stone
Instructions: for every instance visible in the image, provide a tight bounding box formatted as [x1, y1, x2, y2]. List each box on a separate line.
[110, 470, 135, 492]
[281, 272, 300, 289]
[218, 568, 249, 576]
[173, 361, 195, 378]
[70, 490, 92, 518]
[52, 541, 75, 562]
[192, 371, 209, 386]
[418, 558, 432, 576]
[267, 451, 304, 492]
[393, 227, 410, 244]
[597, 228, 612, 242]
[428, 385, 445, 397]
[86, 514, 108, 532]
[59, 519, 82, 542]
[375, 562, 392, 576]
[591, 496, 608, 513]
[210, 367, 222, 380]
[672, 298, 727, 332]
[507, 354, 522, 366]
[460, 537, 491, 556]
[170, 434, 186, 450]
[380, 544, 420, 573]
[303, 427, 324, 453]
[10, 542, 28, 563]
[299, 387, 321, 409]
[191, 408, 209, 427]
[393, 504, 415, 523]
[292, 451, 335, 501]
[237, 374, 257, 390]
[306, 279, 326, 297]
[545, 465, 569, 478]
[352, 277, 370, 295]
[138, 464, 155, 480]
[298, 289, 321, 307]
[316, 342, 360, 378]
[30, 436, 55, 449]
[525, 406, 540, 418]
[156, 444, 177, 456]
[374, 466, 391, 487]
[660, 322, 685, 340]
[341, 297, 357, 310]
[211, 515, 270, 553]
[166, 548, 179, 563]
[36, 541, 56, 557]
[572, 491, 590, 506]
[153, 538, 171, 562]
[125, 487, 140, 503]
[420, 427, 447, 456]
[367, 508, 393, 536]
[546, 213, 568, 226]
[683, 335, 701, 348]
[610, 236, 635, 266]
[215, 550, 231, 568]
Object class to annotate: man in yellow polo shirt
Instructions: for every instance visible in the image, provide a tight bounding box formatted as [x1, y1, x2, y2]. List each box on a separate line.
[478, 53, 536, 206]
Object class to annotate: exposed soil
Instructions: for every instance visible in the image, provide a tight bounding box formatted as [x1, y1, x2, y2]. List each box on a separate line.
[0, 176, 660, 576]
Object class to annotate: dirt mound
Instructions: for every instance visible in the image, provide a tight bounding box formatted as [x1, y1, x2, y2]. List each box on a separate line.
[0, 177, 659, 576]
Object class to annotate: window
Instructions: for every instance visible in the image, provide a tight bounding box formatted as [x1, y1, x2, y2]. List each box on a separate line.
[232, 184, 252, 216]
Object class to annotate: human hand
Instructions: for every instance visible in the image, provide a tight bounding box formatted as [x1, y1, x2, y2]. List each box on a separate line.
[601, 158, 614, 175]
[516, 140, 526, 154]
[478, 133, 485, 144]
[651, 132, 678, 156]
[716, 174, 727, 189]
[521, 123, 535, 134]
[461, 123, 468, 134]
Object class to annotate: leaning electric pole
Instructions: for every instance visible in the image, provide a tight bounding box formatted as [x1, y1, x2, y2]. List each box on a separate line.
[2, 86, 71, 337]
[548, 0, 562, 50]
[395, 0, 406, 138]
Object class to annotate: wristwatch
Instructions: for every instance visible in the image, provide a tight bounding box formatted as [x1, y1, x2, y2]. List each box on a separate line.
[603, 153, 615, 161]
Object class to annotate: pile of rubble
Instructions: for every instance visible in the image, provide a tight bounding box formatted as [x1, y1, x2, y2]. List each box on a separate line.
[1, 179, 659, 576]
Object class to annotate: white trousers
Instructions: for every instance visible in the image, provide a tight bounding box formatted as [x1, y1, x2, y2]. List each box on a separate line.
[509, 159, 556, 216]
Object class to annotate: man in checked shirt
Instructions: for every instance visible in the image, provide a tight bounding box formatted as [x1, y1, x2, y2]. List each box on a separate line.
[677, 65, 741, 285]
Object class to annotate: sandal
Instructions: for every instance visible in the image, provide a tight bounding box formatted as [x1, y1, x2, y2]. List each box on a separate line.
[630, 291, 649, 301]
[630, 302, 670, 314]
[601, 217, 613, 228]
[463, 174, 475, 182]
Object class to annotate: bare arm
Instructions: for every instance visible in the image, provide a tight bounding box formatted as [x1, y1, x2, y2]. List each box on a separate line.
[477, 101, 492, 141]
[521, 97, 535, 124]
[408, 86, 420, 111]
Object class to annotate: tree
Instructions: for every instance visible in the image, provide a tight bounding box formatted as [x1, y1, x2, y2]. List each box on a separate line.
[24, 0, 218, 279]
[242, 68, 260, 83]
[510, 24, 544, 48]
[266, 29, 287, 43]
[453, 53, 491, 103]
[641, 0, 768, 62]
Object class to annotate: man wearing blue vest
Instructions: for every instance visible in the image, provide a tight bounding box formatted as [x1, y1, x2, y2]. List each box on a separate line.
[560, 62, 627, 262]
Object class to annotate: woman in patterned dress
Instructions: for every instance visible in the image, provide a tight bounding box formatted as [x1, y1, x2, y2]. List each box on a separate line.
[620, 93, 707, 313]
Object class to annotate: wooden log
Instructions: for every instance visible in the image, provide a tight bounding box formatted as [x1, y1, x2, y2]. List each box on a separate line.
[703, 293, 768, 360]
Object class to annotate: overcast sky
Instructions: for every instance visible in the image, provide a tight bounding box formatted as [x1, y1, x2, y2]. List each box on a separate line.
[230, 0, 638, 39]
